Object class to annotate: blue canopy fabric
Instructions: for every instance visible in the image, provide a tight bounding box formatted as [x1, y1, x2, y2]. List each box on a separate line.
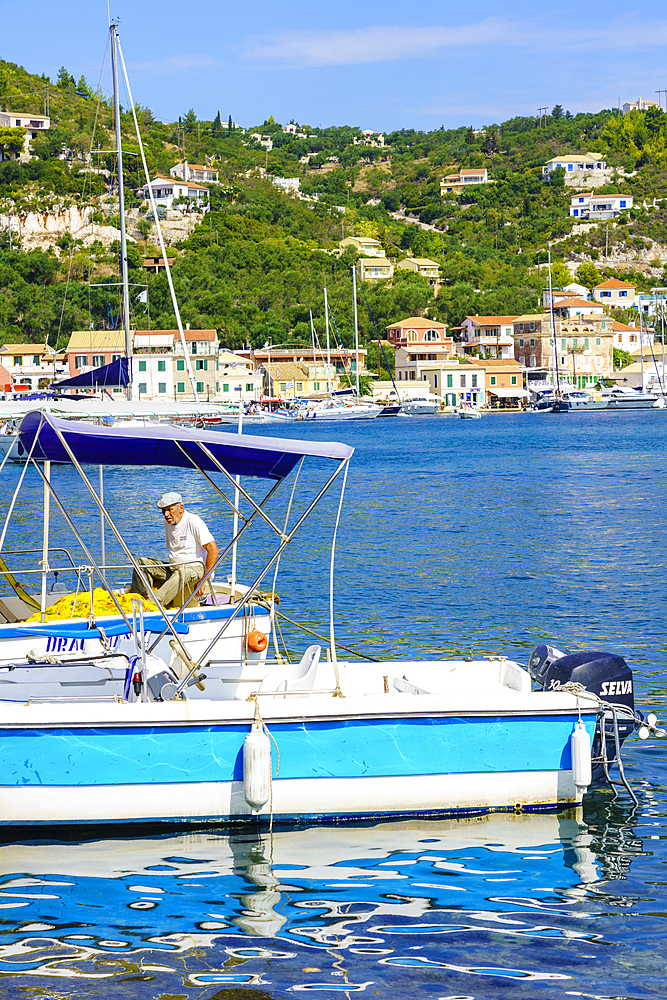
[17, 410, 354, 479]
[53, 357, 129, 389]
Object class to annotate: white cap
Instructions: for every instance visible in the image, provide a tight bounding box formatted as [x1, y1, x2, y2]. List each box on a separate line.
[157, 491, 183, 509]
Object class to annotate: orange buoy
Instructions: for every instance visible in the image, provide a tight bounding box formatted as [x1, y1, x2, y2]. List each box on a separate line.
[247, 629, 268, 652]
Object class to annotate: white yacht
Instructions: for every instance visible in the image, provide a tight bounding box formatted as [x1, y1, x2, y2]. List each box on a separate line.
[560, 386, 659, 410]
[402, 394, 441, 415]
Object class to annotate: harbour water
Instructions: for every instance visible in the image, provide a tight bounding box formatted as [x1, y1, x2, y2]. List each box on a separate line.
[0, 409, 666, 998]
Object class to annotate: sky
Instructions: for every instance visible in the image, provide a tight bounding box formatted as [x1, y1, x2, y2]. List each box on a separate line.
[2, 0, 667, 132]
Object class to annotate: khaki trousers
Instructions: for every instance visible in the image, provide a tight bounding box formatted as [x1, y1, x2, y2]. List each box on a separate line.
[131, 557, 204, 608]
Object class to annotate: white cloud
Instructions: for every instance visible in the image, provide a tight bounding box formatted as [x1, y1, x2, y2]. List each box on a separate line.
[246, 18, 667, 68]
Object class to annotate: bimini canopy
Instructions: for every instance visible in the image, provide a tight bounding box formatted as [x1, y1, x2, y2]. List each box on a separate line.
[17, 410, 354, 480]
[53, 357, 129, 389]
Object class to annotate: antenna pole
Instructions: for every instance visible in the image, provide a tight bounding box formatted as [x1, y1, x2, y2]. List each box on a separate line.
[548, 250, 561, 394]
[110, 22, 133, 399]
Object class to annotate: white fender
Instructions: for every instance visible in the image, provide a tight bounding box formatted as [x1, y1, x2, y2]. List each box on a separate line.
[243, 723, 271, 811]
[571, 721, 592, 790]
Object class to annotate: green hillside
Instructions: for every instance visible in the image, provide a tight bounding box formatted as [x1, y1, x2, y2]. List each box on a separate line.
[1, 55, 667, 351]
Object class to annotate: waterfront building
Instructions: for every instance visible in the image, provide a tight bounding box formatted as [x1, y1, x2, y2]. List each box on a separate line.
[0, 343, 66, 390]
[395, 343, 457, 383]
[421, 358, 486, 408]
[468, 358, 526, 407]
[386, 316, 453, 351]
[512, 313, 614, 388]
[458, 316, 517, 359]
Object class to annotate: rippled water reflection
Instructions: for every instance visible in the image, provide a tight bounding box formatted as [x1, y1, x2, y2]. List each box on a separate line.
[0, 411, 666, 997]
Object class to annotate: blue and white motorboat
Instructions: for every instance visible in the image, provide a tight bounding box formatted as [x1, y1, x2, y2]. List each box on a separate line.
[0, 409, 659, 828]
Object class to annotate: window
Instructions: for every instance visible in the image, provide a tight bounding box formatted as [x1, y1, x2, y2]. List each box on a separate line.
[75, 355, 87, 369]
[158, 382, 166, 394]
[519, 356, 525, 366]
[176, 381, 185, 393]
[138, 360, 147, 372]
[561, 339, 566, 350]
[460, 375, 466, 387]
[32, 355, 40, 365]
[93, 355, 104, 367]
[433, 374, 438, 388]
[112, 354, 121, 361]
[176, 359, 185, 371]
[561, 357, 566, 366]
[519, 323, 524, 332]
[195, 359, 207, 370]
[530, 339, 535, 347]
[529, 322, 535, 331]
[190, 342, 198, 354]
[447, 374, 453, 388]
[471, 374, 478, 388]
[296, 382, 303, 392]
[596, 337, 601, 346]
[196, 381, 204, 394]
[246, 383, 253, 392]
[584, 338, 589, 349]
[619, 291, 627, 298]
[600, 291, 611, 298]
[573, 338, 578, 348]
[279, 382, 287, 392]
[519, 338, 524, 347]
[573, 209, 579, 217]
[314, 381, 320, 390]
[12, 356, 22, 366]
[158, 359, 166, 372]
[511, 375, 517, 385]
[490, 375, 496, 386]
[424, 329, 440, 341]
[138, 382, 147, 394]
[530, 356, 536, 367]
[223, 383, 229, 392]
[620, 200, 626, 208]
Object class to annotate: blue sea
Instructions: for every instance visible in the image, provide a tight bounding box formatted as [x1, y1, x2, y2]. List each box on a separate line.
[0, 409, 666, 999]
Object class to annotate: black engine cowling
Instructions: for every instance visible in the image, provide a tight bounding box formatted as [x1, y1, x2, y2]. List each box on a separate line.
[529, 647, 637, 780]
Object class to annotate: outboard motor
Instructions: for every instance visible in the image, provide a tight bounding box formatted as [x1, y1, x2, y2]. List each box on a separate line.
[529, 646, 638, 782]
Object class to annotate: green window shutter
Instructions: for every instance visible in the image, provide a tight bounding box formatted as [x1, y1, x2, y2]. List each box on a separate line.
[176, 381, 185, 393]
[158, 359, 166, 372]
[176, 359, 185, 371]
[196, 381, 204, 393]
[138, 360, 146, 372]
[446, 374, 453, 387]
[223, 383, 229, 392]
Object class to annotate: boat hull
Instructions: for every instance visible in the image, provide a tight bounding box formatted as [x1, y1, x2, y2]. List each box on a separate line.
[0, 693, 595, 825]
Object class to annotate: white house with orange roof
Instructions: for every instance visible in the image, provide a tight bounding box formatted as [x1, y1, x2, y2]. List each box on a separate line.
[136, 175, 209, 211]
[386, 316, 453, 350]
[592, 278, 636, 308]
[552, 297, 605, 318]
[458, 315, 517, 359]
[440, 167, 489, 196]
[569, 192, 632, 219]
[169, 161, 219, 184]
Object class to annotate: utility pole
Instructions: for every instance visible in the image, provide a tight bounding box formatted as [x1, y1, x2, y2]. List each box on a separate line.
[537, 107, 548, 128]
[656, 90, 667, 111]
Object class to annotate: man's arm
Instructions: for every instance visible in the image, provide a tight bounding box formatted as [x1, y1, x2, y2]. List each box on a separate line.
[197, 539, 220, 596]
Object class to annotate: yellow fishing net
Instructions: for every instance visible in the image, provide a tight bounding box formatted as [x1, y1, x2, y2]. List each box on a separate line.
[24, 588, 159, 622]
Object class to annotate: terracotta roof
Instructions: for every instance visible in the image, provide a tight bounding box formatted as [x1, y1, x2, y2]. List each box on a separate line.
[612, 320, 636, 332]
[387, 316, 447, 329]
[594, 278, 635, 289]
[554, 297, 600, 308]
[465, 316, 518, 325]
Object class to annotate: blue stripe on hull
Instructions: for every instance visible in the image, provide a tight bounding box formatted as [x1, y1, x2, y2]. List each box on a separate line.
[0, 714, 592, 787]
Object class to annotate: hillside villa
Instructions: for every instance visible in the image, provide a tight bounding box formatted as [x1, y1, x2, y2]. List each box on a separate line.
[592, 278, 637, 309]
[385, 316, 453, 350]
[570, 193, 632, 219]
[457, 316, 517, 360]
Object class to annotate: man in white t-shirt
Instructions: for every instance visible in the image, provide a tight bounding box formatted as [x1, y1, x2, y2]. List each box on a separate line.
[131, 492, 220, 608]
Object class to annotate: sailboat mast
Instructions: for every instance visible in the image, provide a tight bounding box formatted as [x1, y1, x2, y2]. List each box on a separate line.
[110, 22, 132, 399]
[548, 250, 560, 394]
[324, 286, 331, 394]
[352, 265, 360, 396]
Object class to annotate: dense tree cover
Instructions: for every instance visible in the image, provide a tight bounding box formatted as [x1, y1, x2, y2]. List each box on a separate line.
[2, 55, 667, 350]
